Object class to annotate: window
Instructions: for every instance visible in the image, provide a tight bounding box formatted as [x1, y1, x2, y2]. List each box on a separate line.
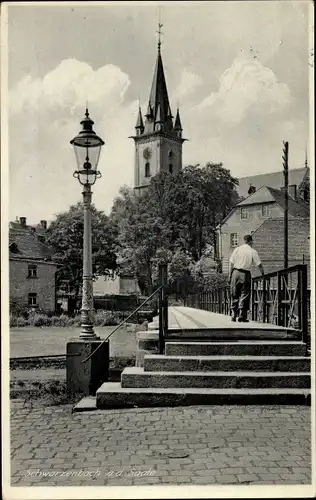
[145, 162, 151, 178]
[28, 293, 37, 307]
[28, 264, 37, 278]
[230, 233, 238, 247]
[169, 164, 173, 174]
[262, 204, 271, 217]
[240, 208, 248, 219]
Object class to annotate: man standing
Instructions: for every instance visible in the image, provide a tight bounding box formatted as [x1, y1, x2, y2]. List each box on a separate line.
[229, 234, 264, 322]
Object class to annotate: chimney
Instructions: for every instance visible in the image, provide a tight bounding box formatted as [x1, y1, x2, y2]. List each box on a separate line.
[40, 220, 47, 230]
[288, 185, 297, 201]
[20, 217, 26, 226]
[248, 185, 256, 195]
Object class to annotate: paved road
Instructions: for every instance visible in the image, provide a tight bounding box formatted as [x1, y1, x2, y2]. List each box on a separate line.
[10, 402, 311, 486]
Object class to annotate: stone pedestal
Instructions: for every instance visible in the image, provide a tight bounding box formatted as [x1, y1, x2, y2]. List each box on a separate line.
[67, 339, 109, 398]
[135, 331, 159, 367]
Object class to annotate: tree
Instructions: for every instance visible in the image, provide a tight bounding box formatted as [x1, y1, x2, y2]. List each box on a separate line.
[110, 163, 239, 294]
[45, 202, 117, 302]
[191, 256, 229, 294]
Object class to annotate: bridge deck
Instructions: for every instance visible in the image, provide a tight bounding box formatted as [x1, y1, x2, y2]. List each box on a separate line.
[149, 306, 297, 332]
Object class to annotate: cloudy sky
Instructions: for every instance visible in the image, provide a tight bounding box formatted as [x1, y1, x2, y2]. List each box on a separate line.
[7, 1, 311, 224]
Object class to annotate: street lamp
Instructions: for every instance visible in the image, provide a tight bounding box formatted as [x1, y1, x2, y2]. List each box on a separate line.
[71, 109, 105, 339]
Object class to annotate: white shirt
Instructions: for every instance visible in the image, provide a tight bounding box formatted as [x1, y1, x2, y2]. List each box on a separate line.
[229, 244, 261, 271]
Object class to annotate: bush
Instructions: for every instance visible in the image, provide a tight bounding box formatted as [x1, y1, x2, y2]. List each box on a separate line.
[10, 315, 29, 327]
[72, 314, 81, 327]
[10, 310, 124, 328]
[10, 315, 17, 327]
[29, 313, 51, 327]
[49, 315, 62, 327]
[50, 314, 76, 327]
[94, 310, 122, 327]
[16, 316, 29, 327]
[10, 298, 29, 317]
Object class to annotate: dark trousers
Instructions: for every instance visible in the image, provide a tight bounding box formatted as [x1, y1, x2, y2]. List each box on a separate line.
[230, 269, 251, 318]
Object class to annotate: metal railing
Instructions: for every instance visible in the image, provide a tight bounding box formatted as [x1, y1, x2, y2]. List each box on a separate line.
[184, 286, 230, 315]
[184, 264, 310, 348]
[252, 264, 309, 347]
[82, 285, 163, 363]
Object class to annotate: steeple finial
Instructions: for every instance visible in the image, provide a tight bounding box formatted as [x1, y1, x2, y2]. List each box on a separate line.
[157, 5, 163, 53]
[157, 22, 163, 53]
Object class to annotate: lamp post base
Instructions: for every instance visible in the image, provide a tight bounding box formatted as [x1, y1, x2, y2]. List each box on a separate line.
[67, 339, 109, 398]
[79, 324, 100, 340]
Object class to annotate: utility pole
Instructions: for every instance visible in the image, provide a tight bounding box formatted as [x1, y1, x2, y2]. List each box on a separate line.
[158, 263, 168, 354]
[283, 141, 289, 269]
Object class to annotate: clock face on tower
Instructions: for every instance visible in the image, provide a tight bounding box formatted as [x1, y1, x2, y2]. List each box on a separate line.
[143, 147, 152, 160]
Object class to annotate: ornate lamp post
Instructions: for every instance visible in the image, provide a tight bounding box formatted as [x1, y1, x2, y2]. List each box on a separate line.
[70, 109, 104, 339]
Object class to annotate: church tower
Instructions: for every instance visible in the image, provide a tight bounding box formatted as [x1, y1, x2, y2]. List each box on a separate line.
[131, 25, 186, 195]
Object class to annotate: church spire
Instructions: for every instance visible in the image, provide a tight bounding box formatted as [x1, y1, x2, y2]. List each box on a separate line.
[174, 108, 182, 131]
[144, 21, 173, 133]
[135, 106, 144, 135]
[174, 107, 183, 138]
[131, 20, 185, 195]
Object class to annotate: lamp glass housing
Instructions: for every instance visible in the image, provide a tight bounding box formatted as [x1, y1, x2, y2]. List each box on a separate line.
[71, 110, 104, 185]
[73, 141, 102, 172]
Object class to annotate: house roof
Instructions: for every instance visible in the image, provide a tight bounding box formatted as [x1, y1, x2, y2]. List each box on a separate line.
[9, 226, 56, 262]
[237, 186, 309, 217]
[237, 167, 308, 199]
[267, 187, 310, 217]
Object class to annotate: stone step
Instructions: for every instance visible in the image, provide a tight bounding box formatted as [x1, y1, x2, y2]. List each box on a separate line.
[121, 366, 310, 389]
[96, 382, 310, 409]
[165, 341, 306, 357]
[143, 355, 310, 373]
[164, 328, 301, 341]
[72, 396, 97, 412]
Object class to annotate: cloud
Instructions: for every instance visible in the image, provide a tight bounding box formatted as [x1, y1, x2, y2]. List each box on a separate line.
[9, 53, 305, 224]
[10, 59, 131, 118]
[197, 55, 291, 124]
[172, 69, 203, 103]
[9, 59, 136, 222]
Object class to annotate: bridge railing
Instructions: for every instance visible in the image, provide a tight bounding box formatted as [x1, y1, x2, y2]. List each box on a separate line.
[184, 285, 230, 315]
[252, 264, 309, 347]
[184, 264, 310, 347]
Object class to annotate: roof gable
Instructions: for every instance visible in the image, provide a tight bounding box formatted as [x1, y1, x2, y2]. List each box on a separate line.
[237, 167, 308, 199]
[237, 186, 276, 206]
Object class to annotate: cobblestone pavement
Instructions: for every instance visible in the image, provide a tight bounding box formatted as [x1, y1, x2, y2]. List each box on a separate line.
[10, 401, 311, 486]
